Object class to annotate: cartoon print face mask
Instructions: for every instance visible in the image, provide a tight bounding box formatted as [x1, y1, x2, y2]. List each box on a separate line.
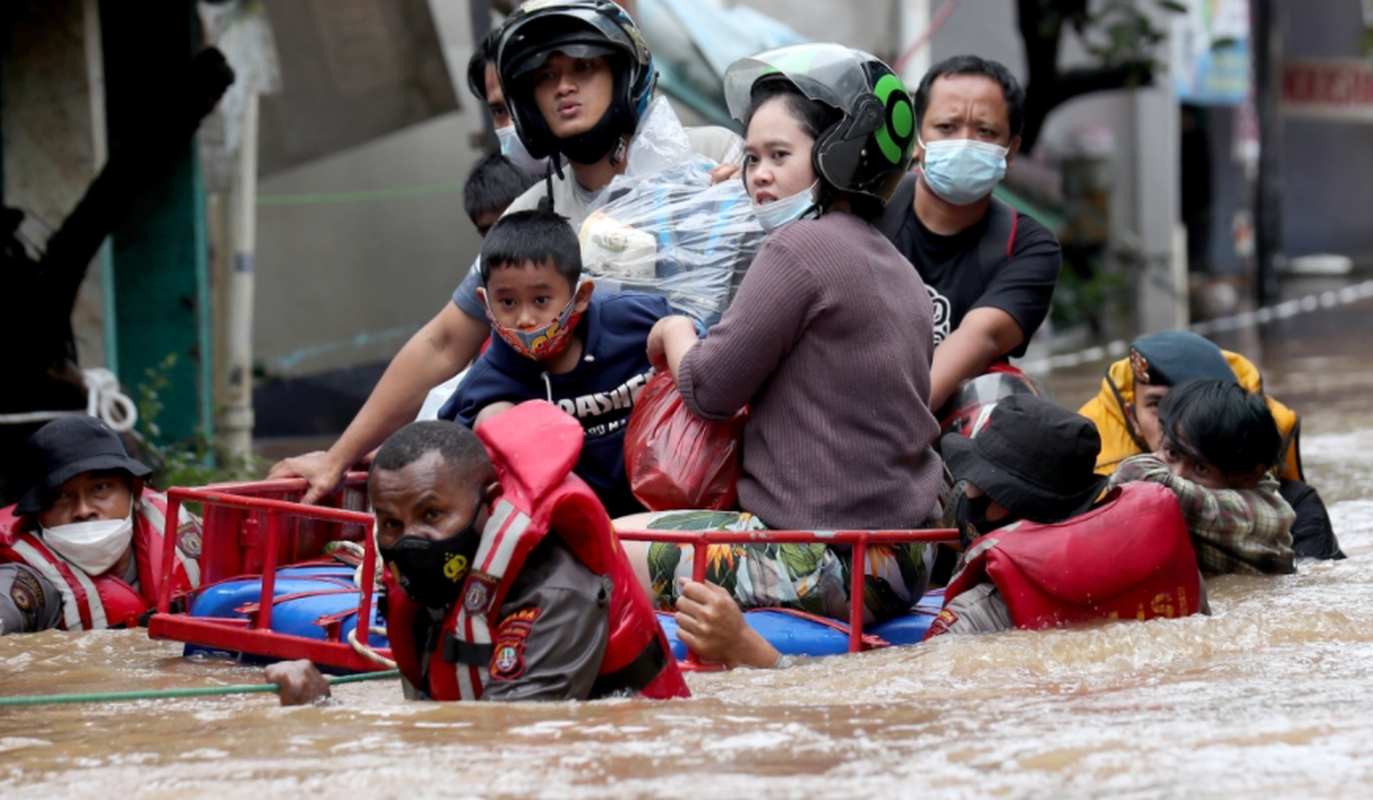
[485, 292, 583, 362]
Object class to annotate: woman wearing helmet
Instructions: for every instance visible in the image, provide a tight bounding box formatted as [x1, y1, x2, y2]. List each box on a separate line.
[629, 45, 944, 663]
[268, 0, 740, 504]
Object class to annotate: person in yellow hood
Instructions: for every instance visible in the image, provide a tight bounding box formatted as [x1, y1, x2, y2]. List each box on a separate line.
[1079, 330, 1343, 560]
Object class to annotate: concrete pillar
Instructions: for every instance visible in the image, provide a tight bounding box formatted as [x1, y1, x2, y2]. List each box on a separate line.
[1131, 56, 1187, 332]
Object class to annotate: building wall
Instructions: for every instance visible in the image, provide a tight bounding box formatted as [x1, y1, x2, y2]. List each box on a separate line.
[251, 0, 486, 378]
[1280, 0, 1373, 266]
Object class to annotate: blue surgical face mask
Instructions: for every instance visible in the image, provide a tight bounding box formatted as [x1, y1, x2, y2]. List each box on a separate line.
[752, 180, 819, 234]
[919, 137, 1009, 205]
[497, 124, 551, 178]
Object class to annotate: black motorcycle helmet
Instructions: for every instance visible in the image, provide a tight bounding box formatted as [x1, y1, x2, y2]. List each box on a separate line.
[724, 43, 916, 204]
[496, 0, 657, 165]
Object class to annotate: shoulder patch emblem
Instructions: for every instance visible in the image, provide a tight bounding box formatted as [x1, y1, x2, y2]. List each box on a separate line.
[10, 567, 45, 615]
[490, 607, 542, 681]
[464, 571, 499, 614]
[924, 608, 958, 641]
[177, 521, 203, 558]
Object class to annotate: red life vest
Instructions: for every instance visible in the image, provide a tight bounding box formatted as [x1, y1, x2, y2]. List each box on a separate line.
[0, 492, 202, 630]
[928, 482, 1202, 636]
[387, 401, 688, 701]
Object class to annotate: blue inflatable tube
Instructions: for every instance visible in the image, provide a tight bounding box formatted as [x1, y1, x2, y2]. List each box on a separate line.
[184, 565, 386, 661]
[656, 590, 945, 660]
[186, 567, 943, 663]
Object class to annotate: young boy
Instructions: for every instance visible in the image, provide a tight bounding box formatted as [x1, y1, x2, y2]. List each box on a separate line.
[437, 209, 673, 517]
[1108, 379, 1297, 576]
[463, 154, 538, 237]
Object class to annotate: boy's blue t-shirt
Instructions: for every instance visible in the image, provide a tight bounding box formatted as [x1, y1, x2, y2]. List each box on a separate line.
[438, 291, 672, 517]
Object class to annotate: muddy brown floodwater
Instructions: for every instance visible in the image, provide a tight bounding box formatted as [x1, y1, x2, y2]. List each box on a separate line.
[5, 284, 1373, 799]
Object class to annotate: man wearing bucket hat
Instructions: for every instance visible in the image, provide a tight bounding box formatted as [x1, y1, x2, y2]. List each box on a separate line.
[943, 395, 1108, 543]
[0, 416, 202, 634]
[928, 394, 1205, 637]
[1079, 329, 1341, 560]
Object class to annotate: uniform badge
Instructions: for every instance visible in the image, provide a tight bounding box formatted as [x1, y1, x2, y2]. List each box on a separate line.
[463, 571, 499, 614]
[10, 567, 45, 617]
[924, 608, 959, 640]
[489, 607, 541, 681]
[177, 521, 203, 558]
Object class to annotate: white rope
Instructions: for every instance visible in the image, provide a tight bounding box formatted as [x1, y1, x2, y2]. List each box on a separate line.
[348, 626, 397, 669]
[0, 367, 137, 431]
[330, 540, 395, 668]
[82, 368, 138, 432]
[1018, 279, 1373, 375]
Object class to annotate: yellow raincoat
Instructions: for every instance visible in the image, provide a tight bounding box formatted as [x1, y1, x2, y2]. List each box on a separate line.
[1079, 351, 1303, 480]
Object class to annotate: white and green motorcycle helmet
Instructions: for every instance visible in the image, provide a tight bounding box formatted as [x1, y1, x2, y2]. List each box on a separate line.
[724, 43, 916, 204]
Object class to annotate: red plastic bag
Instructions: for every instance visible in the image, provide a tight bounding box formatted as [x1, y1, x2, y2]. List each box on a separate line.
[624, 371, 745, 511]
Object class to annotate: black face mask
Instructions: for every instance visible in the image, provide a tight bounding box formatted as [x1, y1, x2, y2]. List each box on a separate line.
[379, 504, 483, 609]
[954, 494, 1013, 547]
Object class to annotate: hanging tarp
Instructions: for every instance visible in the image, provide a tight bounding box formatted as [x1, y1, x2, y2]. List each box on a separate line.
[254, 0, 457, 175]
[637, 0, 806, 126]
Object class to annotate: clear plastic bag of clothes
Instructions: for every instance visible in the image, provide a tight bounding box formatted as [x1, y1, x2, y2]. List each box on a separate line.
[580, 104, 763, 326]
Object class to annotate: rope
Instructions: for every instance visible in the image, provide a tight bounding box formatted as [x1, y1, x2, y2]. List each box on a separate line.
[1018, 279, 1373, 374]
[0, 668, 399, 707]
[348, 626, 397, 669]
[0, 367, 138, 431]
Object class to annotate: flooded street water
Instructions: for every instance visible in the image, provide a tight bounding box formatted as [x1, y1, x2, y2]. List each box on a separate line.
[5, 286, 1373, 799]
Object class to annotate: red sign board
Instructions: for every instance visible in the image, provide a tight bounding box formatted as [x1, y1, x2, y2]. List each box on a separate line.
[1281, 59, 1373, 122]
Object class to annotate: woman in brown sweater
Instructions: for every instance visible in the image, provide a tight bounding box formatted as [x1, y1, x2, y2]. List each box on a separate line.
[623, 45, 944, 652]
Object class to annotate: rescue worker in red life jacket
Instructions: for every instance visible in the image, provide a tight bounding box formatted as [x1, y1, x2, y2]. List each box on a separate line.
[0, 416, 202, 634]
[269, 412, 687, 704]
[927, 394, 1205, 636]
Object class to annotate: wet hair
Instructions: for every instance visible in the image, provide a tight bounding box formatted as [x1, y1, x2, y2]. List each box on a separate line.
[914, 54, 1025, 140]
[743, 79, 885, 222]
[462, 154, 538, 227]
[1157, 379, 1281, 479]
[466, 28, 502, 101]
[371, 420, 495, 491]
[479, 209, 582, 288]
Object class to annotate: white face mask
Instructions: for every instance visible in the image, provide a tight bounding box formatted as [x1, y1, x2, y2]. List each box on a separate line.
[41, 512, 135, 576]
[751, 180, 820, 233]
[497, 125, 552, 178]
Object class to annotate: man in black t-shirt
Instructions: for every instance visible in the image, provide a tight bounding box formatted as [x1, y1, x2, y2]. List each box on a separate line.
[880, 55, 1061, 411]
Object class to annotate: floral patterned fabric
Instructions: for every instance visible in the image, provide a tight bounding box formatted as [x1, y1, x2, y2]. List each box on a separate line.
[641, 510, 934, 624]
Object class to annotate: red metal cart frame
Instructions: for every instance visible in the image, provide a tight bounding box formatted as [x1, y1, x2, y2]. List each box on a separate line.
[615, 527, 957, 664]
[146, 476, 957, 672]
[147, 475, 393, 673]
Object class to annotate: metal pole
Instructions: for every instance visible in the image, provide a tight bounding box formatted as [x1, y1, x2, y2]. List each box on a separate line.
[219, 92, 258, 465]
[897, 0, 932, 87]
[1251, 0, 1282, 307]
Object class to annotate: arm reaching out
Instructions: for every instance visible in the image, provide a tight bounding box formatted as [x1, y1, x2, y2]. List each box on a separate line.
[929, 307, 1025, 410]
[268, 302, 490, 503]
[266, 659, 333, 706]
